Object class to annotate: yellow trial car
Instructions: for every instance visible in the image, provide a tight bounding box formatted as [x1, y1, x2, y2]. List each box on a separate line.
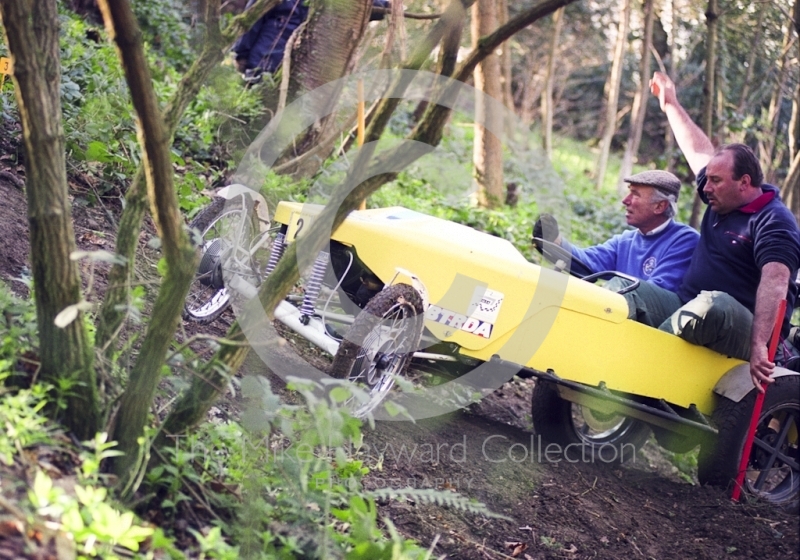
[183, 190, 800, 511]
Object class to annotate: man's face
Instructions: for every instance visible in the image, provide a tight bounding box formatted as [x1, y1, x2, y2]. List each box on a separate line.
[704, 151, 748, 214]
[622, 185, 666, 233]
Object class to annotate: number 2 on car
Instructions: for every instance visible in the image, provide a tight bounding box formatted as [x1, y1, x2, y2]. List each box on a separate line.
[286, 212, 314, 241]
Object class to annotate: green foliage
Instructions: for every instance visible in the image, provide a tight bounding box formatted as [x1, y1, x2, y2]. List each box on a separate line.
[26, 433, 175, 559]
[0, 383, 54, 465]
[143, 376, 495, 558]
[661, 446, 700, 485]
[56, 6, 265, 214]
[131, 0, 196, 71]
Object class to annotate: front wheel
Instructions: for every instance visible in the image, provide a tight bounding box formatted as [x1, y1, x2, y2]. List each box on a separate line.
[698, 376, 799, 511]
[329, 284, 424, 418]
[184, 196, 260, 324]
[530, 381, 650, 463]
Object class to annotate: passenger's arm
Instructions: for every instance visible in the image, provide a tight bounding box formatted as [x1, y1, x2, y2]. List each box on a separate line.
[749, 262, 792, 391]
[650, 72, 714, 175]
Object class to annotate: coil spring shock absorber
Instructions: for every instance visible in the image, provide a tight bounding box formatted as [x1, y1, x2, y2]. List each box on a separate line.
[299, 250, 330, 324]
[264, 232, 286, 277]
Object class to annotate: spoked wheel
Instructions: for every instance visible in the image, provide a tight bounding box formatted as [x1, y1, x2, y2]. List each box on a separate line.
[531, 381, 650, 463]
[698, 376, 799, 511]
[330, 284, 424, 418]
[184, 196, 259, 324]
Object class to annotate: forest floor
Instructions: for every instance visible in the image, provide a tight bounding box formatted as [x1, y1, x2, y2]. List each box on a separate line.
[0, 166, 798, 560]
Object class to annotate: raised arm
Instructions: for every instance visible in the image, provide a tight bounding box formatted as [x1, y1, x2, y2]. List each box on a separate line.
[650, 72, 714, 175]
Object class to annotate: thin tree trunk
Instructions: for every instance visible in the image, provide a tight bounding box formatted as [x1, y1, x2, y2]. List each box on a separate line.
[542, 6, 564, 159]
[596, 0, 631, 191]
[499, 0, 514, 141]
[664, 0, 677, 173]
[689, 0, 718, 229]
[735, 5, 764, 119]
[96, 0, 199, 489]
[784, 0, 800, 219]
[472, 0, 503, 207]
[790, 0, 800, 163]
[782, 151, 800, 222]
[95, 0, 280, 353]
[618, 0, 655, 193]
[0, 0, 99, 439]
[759, 22, 793, 183]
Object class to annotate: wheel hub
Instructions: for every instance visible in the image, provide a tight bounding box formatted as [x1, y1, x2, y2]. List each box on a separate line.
[197, 238, 227, 289]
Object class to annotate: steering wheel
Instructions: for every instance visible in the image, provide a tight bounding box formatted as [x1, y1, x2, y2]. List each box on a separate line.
[580, 270, 641, 295]
[532, 237, 640, 295]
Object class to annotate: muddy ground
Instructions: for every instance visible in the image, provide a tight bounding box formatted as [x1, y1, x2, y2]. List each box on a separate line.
[0, 168, 798, 560]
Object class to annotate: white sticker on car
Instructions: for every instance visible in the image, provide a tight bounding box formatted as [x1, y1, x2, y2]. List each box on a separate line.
[425, 304, 494, 339]
[466, 287, 504, 324]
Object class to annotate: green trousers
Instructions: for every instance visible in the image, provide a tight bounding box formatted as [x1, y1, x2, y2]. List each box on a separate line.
[618, 282, 756, 362]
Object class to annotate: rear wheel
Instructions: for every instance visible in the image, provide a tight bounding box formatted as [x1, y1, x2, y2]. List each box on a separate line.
[530, 381, 650, 463]
[330, 284, 424, 418]
[698, 376, 799, 511]
[184, 196, 260, 324]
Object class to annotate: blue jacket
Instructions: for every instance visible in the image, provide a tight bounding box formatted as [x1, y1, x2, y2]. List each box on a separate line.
[564, 220, 699, 293]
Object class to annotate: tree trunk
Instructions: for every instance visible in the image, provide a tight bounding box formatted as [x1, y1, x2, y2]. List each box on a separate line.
[617, 0, 654, 193]
[279, 0, 374, 176]
[472, 0, 503, 208]
[595, 0, 631, 191]
[96, 0, 199, 490]
[0, 0, 99, 440]
[735, 6, 764, 120]
[542, 6, 564, 159]
[784, 0, 800, 220]
[498, 0, 514, 130]
[663, 0, 677, 173]
[95, 0, 279, 354]
[759, 22, 793, 184]
[689, 0, 718, 229]
[790, 0, 800, 163]
[783, 151, 800, 222]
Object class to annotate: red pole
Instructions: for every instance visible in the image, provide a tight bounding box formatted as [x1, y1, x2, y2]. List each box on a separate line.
[731, 299, 787, 502]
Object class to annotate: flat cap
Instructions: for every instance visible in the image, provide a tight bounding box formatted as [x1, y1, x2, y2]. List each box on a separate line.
[624, 170, 681, 197]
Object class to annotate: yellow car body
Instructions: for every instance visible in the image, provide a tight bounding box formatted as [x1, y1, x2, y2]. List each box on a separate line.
[274, 201, 745, 416]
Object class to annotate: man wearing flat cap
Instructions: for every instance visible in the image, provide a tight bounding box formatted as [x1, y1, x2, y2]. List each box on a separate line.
[533, 169, 699, 293]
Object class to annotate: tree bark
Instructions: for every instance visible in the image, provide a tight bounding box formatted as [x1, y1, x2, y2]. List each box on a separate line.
[279, 0, 374, 176]
[595, 0, 630, 191]
[759, 22, 793, 184]
[498, 0, 513, 112]
[95, 0, 280, 354]
[0, 0, 99, 440]
[784, 0, 800, 220]
[689, 0, 718, 229]
[96, 0, 199, 489]
[617, 0, 654, 193]
[663, 0, 677, 172]
[472, 0, 503, 208]
[542, 6, 564, 159]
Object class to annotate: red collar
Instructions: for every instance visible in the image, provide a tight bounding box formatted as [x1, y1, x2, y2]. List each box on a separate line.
[738, 190, 775, 214]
